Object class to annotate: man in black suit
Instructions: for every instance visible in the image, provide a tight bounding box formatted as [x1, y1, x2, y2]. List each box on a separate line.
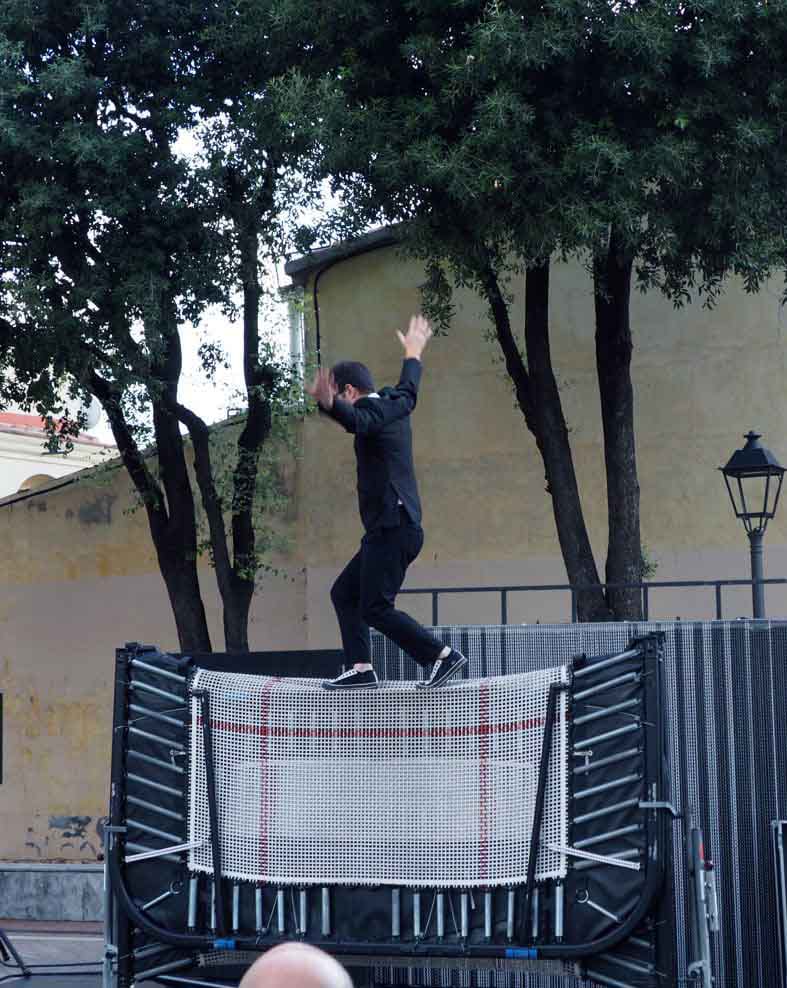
[306, 314, 467, 690]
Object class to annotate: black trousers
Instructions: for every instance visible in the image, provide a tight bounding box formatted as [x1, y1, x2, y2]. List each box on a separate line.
[330, 512, 443, 667]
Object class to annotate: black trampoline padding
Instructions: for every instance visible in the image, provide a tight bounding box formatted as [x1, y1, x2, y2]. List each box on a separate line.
[3, 978, 102, 987]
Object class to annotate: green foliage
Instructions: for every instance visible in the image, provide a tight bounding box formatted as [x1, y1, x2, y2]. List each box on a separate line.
[0, 0, 318, 646]
[640, 544, 659, 581]
[269, 0, 787, 312]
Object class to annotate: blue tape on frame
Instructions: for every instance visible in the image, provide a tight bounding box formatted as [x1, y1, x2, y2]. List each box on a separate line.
[505, 947, 538, 959]
[213, 938, 237, 950]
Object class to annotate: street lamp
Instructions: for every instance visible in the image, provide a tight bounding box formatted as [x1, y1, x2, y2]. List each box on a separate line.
[720, 431, 785, 618]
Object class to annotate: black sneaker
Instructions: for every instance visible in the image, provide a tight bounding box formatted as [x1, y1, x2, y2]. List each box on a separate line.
[323, 667, 380, 690]
[416, 650, 468, 689]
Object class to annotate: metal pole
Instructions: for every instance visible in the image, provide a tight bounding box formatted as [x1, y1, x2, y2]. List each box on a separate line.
[750, 530, 766, 618]
[102, 851, 116, 988]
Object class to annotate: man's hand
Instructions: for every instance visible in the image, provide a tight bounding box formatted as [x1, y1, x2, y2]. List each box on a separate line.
[397, 314, 433, 361]
[305, 368, 337, 410]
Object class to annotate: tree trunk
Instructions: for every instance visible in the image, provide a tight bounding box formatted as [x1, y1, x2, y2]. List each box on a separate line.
[156, 550, 214, 653]
[90, 369, 213, 652]
[594, 227, 643, 620]
[482, 257, 611, 621]
[224, 190, 275, 653]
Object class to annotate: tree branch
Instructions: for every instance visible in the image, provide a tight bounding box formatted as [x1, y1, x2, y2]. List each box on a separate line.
[167, 398, 236, 603]
[88, 368, 168, 535]
[475, 251, 537, 430]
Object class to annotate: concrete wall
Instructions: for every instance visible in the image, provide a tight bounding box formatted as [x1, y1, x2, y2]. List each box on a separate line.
[2, 242, 787, 861]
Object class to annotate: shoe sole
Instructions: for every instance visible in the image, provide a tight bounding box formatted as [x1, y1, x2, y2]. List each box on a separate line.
[322, 681, 380, 690]
[417, 654, 468, 690]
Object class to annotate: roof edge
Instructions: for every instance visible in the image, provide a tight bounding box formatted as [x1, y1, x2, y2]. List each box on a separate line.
[284, 225, 402, 284]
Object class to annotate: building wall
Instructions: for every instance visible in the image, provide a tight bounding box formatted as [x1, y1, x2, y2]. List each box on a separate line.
[1, 242, 787, 860]
[0, 464, 304, 861]
[0, 421, 112, 499]
[297, 246, 787, 635]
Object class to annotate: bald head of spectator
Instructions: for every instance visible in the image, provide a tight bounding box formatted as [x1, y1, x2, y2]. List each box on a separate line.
[239, 942, 353, 988]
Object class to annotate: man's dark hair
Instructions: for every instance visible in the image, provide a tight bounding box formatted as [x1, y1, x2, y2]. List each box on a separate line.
[331, 360, 375, 394]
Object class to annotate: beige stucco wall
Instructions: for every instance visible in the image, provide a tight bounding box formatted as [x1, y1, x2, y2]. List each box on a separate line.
[2, 241, 787, 860]
[0, 463, 305, 861]
[300, 245, 787, 632]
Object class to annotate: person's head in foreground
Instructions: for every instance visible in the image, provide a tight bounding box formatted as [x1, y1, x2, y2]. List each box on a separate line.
[239, 942, 353, 988]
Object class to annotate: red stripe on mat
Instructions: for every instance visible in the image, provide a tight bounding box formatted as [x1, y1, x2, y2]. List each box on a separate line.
[478, 681, 490, 882]
[257, 677, 280, 876]
[196, 716, 548, 739]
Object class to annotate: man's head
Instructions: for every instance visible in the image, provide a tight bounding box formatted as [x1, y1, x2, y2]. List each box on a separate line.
[331, 360, 375, 405]
[239, 942, 353, 988]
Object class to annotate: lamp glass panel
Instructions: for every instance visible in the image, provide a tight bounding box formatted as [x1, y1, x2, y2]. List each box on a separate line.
[747, 474, 769, 518]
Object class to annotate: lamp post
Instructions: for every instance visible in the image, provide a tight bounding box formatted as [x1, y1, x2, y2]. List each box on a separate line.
[720, 431, 785, 618]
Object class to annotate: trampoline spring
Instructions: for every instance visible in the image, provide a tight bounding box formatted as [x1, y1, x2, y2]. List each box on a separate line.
[126, 795, 184, 822]
[141, 887, 177, 911]
[188, 876, 199, 930]
[128, 702, 186, 728]
[255, 888, 264, 933]
[574, 823, 642, 849]
[577, 891, 619, 924]
[134, 957, 194, 980]
[127, 749, 184, 775]
[422, 893, 437, 939]
[573, 798, 641, 825]
[573, 648, 640, 680]
[573, 722, 640, 751]
[483, 891, 492, 941]
[573, 699, 640, 726]
[574, 773, 641, 800]
[321, 887, 330, 936]
[125, 841, 180, 864]
[573, 672, 640, 702]
[126, 817, 182, 844]
[447, 892, 460, 938]
[232, 884, 240, 932]
[128, 726, 185, 752]
[506, 888, 515, 942]
[130, 657, 188, 684]
[210, 880, 216, 931]
[277, 889, 286, 934]
[460, 893, 469, 939]
[572, 748, 640, 777]
[127, 773, 184, 798]
[627, 934, 652, 950]
[130, 678, 186, 705]
[299, 889, 308, 936]
[573, 849, 641, 872]
[598, 952, 656, 976]
[584, 969, 639, 988]
[264, 891, 278, 935]
[532, 886, 540, 941]
[554, 883, 564, 942]
[436, 892, 445, 941]
[392, 888, 401, 939]
[413, 892, 422, 939]
[290, 888, 299, 933]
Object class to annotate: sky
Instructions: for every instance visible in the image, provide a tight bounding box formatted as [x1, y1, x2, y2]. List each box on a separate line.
[87, 127, 330, 446]
[89, 269, 295, 446]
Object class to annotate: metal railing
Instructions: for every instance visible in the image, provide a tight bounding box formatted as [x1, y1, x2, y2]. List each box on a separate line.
[399, 578, 787, 625]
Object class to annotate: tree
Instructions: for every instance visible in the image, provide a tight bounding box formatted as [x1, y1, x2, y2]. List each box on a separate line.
[269, 0, 787, 619]
[0, 0, 314, 651]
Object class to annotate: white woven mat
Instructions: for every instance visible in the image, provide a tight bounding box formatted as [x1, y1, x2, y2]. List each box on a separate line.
[187, 667, 569, 888]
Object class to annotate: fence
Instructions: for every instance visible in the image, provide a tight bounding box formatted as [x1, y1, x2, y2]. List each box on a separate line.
[400, 577, 787, 624]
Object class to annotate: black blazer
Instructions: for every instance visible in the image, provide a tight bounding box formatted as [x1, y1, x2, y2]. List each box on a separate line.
[327, 358, 423, 533]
